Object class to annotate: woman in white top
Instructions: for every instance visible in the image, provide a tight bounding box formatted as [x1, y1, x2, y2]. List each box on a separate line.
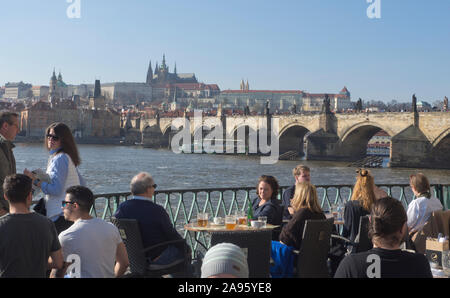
[407, 173, 443, 234]
[25, 122, 84, 234]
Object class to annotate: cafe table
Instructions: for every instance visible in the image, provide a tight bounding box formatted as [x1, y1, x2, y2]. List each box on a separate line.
[184, 222, 280, 278]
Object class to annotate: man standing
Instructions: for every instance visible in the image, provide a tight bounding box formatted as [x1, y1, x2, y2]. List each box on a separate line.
[0, 174, 63, 277]
[114, 172, 185, 265]
[281, 165, 311, 220]
[0, 112, 19, 216]
[51, 186, 129, 278]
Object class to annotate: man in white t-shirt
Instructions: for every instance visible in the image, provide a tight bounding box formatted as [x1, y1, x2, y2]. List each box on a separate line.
[50, 186, 129, 278]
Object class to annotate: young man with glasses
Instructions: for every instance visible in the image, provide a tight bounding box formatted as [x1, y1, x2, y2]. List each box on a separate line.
[51, 185, 129, 278]
[0, 112, 19, 216]
[0, 174, 63, 277]
[114, 172, 187, 267]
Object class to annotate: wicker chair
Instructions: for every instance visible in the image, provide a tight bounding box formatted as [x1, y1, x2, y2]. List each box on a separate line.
[210, 229, 272, 278]
[332, 215, 372, 254]
[293, 219, 333, 278]
[111, 217, 190, 277]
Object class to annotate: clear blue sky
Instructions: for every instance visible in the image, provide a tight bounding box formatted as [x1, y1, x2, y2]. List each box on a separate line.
[1, 0, 449, 102]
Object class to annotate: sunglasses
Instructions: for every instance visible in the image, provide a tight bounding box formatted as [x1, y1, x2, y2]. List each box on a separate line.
[61, 200, 76, 208]
[46, 134, 60, 141]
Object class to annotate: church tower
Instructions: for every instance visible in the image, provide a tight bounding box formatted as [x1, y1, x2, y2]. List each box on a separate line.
[245, 80, 249, 91]
[146, 60, 153, 84]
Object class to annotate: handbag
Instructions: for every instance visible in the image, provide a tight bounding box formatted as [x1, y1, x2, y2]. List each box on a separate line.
[33, 197, 47, 216]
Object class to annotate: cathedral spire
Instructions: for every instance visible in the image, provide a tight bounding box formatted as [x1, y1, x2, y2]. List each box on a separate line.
[174, 62, 177, 74]
[146, 60, 153, 84]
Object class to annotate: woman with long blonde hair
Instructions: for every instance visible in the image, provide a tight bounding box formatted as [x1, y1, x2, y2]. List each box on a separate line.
[279, 182, 325, 249]
[342, 169, 377, 243]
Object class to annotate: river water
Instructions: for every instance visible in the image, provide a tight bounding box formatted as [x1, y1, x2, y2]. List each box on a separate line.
[13, 143, 450, 195]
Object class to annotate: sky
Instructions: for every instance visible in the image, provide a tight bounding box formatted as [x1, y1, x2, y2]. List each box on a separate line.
[1, 0, 449, 103]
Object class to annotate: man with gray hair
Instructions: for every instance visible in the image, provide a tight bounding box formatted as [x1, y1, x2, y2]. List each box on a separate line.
[114, 172, 185, 265]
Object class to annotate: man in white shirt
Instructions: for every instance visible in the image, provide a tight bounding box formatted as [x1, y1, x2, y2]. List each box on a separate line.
[51, 186, 129, 278]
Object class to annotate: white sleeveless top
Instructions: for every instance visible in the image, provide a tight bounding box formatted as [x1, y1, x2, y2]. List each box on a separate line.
[45, 153, 81, 219]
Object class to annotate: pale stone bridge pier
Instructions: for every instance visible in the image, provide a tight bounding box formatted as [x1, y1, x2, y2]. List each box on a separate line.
[128, 109, 450, 169]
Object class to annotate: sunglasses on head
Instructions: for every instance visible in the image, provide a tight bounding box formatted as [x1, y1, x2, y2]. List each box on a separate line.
[46, 134, 60, 141]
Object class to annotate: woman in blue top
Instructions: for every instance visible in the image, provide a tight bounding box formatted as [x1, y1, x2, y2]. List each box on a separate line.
[24, 122, 84, 234]
[251, 175, 282, 226]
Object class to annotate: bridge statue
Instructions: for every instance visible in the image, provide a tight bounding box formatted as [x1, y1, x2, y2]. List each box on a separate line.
[412, 94, 417, 113]
[321, 94, 331, 114]
[290, 104, 297, 114]
[444, 96, 448, 111]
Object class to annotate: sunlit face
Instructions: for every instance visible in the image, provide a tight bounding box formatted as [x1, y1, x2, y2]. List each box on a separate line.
[295, 170, 310, 183]
[2, 116, 19, 141]
[47, 128, 61, 150]
[258, 181, 273, 201]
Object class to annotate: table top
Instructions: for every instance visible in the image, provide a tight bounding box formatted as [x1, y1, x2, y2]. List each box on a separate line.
[184, 222, 279, 232]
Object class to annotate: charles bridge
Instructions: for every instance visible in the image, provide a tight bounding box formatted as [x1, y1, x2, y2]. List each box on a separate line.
[124, 108, 450, 169]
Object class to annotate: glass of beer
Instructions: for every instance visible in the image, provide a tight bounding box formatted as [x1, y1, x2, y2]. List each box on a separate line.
[236, 210, 247, 225]
[197, 212, 208, 227]
[225, 215, 237, 230]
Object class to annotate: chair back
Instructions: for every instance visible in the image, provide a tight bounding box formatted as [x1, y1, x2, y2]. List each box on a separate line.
[296, 219, 332, 278]
[210, 229, 272, 278]
[354, 215, 372, 253]
[111, 217, 147, 275]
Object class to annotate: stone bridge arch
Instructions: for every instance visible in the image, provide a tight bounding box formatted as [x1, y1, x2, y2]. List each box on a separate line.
[338, 122, 394, 161]
[278, 124, 312, 156]
[431, 128, 450, 166]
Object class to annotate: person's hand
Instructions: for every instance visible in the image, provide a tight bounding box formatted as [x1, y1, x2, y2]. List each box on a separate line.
[288, 207, 295, 215]
[23, 168, 36, 180]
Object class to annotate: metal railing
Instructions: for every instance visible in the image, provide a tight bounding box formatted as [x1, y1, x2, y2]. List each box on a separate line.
[88, 183, 450, 256]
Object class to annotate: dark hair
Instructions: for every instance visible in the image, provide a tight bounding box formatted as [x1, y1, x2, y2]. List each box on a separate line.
[409, 173, 431, 197]
[0, 112, 19, 127]
[65, 185, 94, 213]
[45, 122, 81, 166]
[369, 196, 407, 247]
[3, 174, 32, 204]
[256, 175, 279, 201]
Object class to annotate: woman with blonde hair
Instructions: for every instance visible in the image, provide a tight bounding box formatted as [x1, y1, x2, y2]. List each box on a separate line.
[279, 182, 325, 249]
[342, 169, 377, 243]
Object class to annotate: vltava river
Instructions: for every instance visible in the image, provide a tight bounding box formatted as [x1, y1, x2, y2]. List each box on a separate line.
[13, 143, 450, 195]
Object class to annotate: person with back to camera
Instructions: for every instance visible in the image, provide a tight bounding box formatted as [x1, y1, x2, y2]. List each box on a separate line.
[281, 165, 311, 220]
[0, 174, 63, 277]
[342, 169, 377, 244]
[334, 196, 432, 278]
[24, 122, 85, 234]
[407, 173, 443, 235]
[279, 181, 326, 250]
[51, 185, 129, 278]
[251, 175, 282, 226]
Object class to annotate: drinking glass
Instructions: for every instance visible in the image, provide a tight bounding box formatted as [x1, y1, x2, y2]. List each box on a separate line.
[197, 212, 208, 227]
[236, 210, 247, 225]
[225, 215, 237, 230]
[258, 216, 267, 228]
